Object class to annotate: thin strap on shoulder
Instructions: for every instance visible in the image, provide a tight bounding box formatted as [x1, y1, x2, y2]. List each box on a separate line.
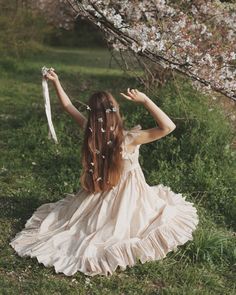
[124, 124, 142, 146]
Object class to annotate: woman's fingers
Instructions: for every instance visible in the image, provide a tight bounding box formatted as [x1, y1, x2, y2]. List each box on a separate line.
[49, 69, 55, 75]
[127, 88, 133, 96]
[120, 93, 132, 100]
[121, 87, 140, 101]
[128, 88, 138, 97]
[45, 72, 54, 80]
[131, 89, 136, 96]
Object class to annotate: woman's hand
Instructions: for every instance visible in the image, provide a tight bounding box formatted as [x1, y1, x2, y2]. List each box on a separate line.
[120, 88, 148, 104]
[44, 68, 59, 83]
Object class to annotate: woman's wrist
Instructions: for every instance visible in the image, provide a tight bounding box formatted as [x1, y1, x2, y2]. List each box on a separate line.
[52, 78, 60, 87]
[142, 95, 151, 105]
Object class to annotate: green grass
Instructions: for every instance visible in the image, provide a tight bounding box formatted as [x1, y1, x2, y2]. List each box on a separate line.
[0, 46, 235, 295]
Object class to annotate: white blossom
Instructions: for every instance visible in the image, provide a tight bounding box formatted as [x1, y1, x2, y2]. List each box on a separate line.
[38, 0, 236, 100]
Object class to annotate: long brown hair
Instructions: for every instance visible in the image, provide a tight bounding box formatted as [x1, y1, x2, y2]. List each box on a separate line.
[80, 91, 124, 193]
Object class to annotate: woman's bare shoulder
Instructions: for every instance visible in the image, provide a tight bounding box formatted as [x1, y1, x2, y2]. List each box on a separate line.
[126, 124, 176, 146]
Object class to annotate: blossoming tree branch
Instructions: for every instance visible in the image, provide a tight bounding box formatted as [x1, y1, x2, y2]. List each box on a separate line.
[63, 0, 235, 101]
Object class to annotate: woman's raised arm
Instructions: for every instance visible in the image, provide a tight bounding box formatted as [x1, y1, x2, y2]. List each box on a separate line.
[45, 69, 87, 130]
[120, 88, 176, 145]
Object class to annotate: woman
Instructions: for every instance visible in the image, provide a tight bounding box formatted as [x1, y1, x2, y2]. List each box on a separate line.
[9, 69, 199, 277]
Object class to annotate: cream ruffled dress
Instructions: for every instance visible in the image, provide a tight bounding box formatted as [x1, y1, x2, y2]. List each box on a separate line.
[9, 125, 199, 277]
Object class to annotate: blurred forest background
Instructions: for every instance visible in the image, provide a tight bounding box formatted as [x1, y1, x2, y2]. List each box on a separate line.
[0, 1, 235, 294]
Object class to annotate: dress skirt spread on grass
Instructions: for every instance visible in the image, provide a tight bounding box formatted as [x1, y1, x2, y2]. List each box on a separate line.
[9, 125, 199, 277]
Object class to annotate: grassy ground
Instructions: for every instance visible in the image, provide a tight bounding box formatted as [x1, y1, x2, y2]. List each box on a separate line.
[0, 46, 235, 295]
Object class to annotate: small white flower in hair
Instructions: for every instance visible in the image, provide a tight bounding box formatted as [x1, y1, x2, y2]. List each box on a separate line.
[95, 149, 100, 154]
[89, 127, 93, 132]
[105, 108, 111, 113]
[98, 117, 103, 122]
[101, 127, 106, 133]
[110, 126, 115, 131]
[96, 177, 102, 182]
[89, 169, 93, 173]
[90, 162, 94, 166]
[107, 140, 112, 145]
[112, 107, 117, 112]
[102, 155, 105, 159]
[86, 105, 91, 111]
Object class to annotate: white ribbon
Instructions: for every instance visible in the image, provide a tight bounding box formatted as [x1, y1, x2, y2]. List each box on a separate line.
[41, 66, 58, 144]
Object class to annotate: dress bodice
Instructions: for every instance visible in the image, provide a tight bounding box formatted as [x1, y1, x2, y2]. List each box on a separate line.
[121, 125, 142, 173]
